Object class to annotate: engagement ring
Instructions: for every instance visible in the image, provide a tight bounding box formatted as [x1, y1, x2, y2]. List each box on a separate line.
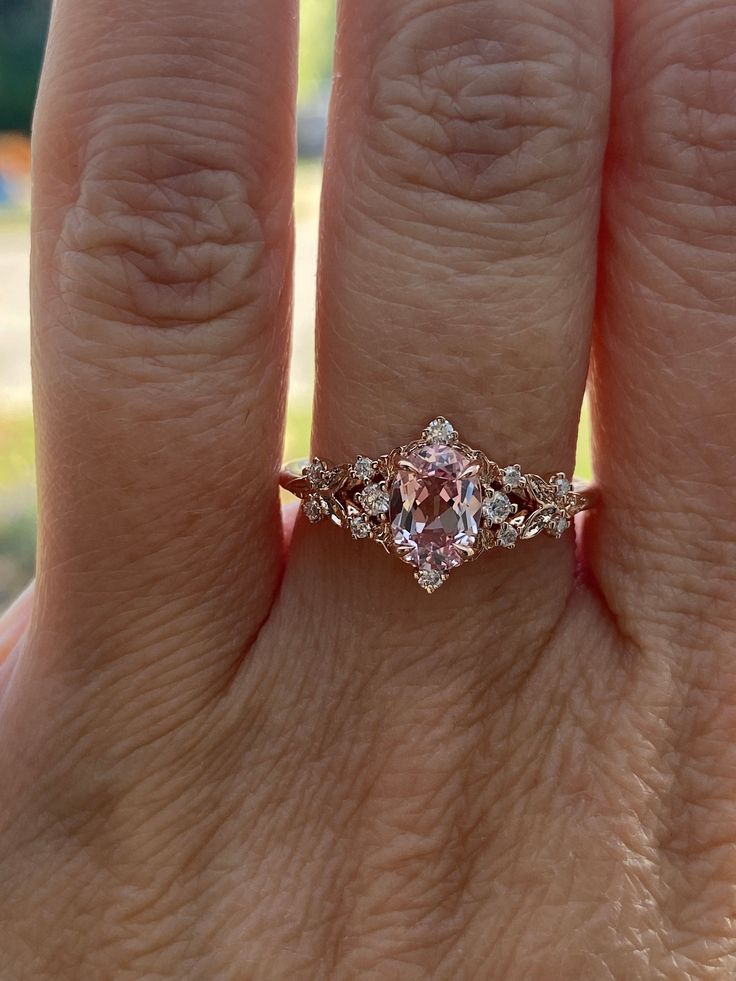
[280, 417, 595, 593]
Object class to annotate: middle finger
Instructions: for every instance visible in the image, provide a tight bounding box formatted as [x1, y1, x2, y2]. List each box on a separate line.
[314, 0, 610, 508]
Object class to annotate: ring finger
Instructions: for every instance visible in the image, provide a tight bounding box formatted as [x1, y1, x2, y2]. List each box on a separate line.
[307, 0, 612, 611]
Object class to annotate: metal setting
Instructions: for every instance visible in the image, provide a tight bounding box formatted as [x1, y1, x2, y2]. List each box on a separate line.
[279, 417, 596, 593]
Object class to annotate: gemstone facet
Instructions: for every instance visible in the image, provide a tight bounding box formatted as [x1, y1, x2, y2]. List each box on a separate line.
[348, 514, 373, 539]
[359, 483, 390, 516]
[423, 417, 457, 445]
[303, 495, 328, 523]
[304, 459, 328, 489]
[501, 465, 523, 490]
[496, 523, 518, 548]
[482, 490, 514, 524]
[548, 513, 570, 537]
[415, 569, 448, 593]
[389, 443, 483, 573]
[551, 474, 572, 498]
[352, 456, 376, 482]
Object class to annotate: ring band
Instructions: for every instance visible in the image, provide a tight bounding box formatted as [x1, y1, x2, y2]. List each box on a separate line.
[280, 417, 596, 593]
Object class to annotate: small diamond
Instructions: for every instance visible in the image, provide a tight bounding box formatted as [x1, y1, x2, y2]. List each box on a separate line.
[349, 514, 372, 539]
[549, 513, 570, 537]
[303, 495, 328, 523]
[415, 569, 448, 593]
[352, 456, 376, 482]
[423, 417, 457, 445]
[304, 458, 328, 489]
[482, 491, 514, 525]
[502, 465, 524, 490]
[359, 483, 390, 516]
[496, 523, 518, 548]
[551, 474, 572, 498]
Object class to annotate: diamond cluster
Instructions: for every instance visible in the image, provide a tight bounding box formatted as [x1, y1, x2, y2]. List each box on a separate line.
[297, 418, 584, 593]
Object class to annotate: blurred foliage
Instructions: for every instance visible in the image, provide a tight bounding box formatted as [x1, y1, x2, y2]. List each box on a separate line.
[298, 0, 336, 104]
[0, 0, 50, 132]
[0, 412, 36, 608]
[284, 401, 313, 462]
[0, 412, 34, 488]
[0, 0, 335, 132]
[0, 504, 35, 608]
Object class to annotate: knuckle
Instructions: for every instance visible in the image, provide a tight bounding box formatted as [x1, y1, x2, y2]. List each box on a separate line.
[358, 0, 609, 216]
[620, 7, 736, 220]
[608, 6, 736, 313]
[47, 112, 290, 359]
[58, 152, 269, 330]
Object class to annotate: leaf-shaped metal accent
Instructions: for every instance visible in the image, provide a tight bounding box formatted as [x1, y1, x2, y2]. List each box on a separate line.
[520, 505, 557, 539]
[478, 526, 496, 552]
[566, 493, 589, 516]
[524, 474, 556, 506]
[459, 460, 482, 480]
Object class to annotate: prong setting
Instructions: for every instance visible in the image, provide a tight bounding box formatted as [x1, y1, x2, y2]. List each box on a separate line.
[351, 456, 376, 483]
[415, 570, 448, 593]
[348, 514, 373, 539]
[481, 490, 515, 525]
[496, 523, 519, 548]
[302, 494, 329, 524]
[550, 473, 572, 498]
[358, 483, 390, 516]
[501, 464, 524, 491]
[423, 416, 457, 445]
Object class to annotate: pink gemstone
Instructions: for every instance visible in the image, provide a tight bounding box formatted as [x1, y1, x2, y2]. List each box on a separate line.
[389, 444, 483, 573]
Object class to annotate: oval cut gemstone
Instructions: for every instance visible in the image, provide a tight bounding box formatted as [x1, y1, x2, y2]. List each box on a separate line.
[388, 444, 483, 573]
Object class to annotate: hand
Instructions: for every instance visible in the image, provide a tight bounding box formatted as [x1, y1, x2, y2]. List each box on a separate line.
[2, 0, 735, 977]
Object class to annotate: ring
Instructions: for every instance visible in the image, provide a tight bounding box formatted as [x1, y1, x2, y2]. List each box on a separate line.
[280, 417, 596, 593]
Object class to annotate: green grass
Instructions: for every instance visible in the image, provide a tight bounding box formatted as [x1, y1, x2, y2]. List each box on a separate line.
[0, 411, 35, 487]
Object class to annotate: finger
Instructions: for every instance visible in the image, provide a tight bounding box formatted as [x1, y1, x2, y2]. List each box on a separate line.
[304, 0, 611, 618]
[589, 0, 736, 639]
[26, 0, 296, 705]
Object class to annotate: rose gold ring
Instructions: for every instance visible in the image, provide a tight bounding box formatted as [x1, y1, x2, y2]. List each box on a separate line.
[279, 417, 597, 593]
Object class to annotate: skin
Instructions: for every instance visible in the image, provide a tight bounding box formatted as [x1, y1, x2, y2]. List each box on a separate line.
[1, 0, 735, 976]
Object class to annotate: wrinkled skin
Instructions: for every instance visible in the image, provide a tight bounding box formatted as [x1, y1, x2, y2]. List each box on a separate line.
[1, 0, 736, 977]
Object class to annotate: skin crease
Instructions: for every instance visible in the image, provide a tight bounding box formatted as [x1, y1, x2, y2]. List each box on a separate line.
[1, 0, 736, 978]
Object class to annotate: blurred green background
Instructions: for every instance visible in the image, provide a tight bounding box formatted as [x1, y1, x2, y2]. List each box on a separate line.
[0, 0, 591, 611]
